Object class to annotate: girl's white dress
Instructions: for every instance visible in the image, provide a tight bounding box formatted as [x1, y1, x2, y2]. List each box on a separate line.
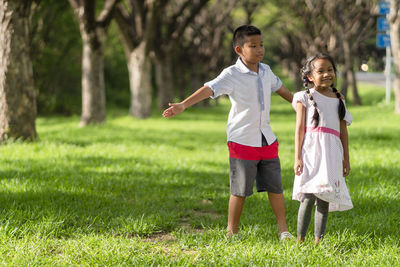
[292, 89, 353, 212]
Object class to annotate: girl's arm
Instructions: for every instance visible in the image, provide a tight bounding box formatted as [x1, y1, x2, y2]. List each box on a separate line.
[162, 86, 213, 118]
[294, 102, 306, 175]
[340, 120, 351, 176]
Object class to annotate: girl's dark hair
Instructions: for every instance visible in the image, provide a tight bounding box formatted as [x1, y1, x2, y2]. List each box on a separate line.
[232, 25, 261, 49]
[301, 53, 346, 127]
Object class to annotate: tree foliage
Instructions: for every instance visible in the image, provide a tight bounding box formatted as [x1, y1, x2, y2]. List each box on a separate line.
[20, 0, 395, 119]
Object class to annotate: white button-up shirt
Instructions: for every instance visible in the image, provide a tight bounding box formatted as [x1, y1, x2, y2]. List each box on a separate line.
[205, 58, 282, 147]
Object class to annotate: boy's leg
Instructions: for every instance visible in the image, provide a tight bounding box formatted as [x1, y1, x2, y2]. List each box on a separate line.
[227, 194, 246, 235]
[268, 192, 289, 234]
[256, 157, 290, 236]
[314, 197, 329, 244]
[297, 193, 316, 241]
[227, 156, 257, 235]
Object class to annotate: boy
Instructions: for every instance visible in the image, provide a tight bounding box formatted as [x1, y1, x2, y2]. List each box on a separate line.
[162, 25, 293, 240]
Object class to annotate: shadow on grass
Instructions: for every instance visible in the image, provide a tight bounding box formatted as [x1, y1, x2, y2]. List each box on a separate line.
[0, 156, 230, 239]
[39, 124, 227, 151]
[278, 165, 400, 243]
[1, 151, 398, 244]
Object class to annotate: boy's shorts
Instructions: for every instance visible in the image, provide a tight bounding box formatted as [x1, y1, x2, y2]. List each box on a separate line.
[228, 138, 283, 197]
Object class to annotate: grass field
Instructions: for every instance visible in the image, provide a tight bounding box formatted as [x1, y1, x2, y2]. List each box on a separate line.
[0, 85, 399, 265]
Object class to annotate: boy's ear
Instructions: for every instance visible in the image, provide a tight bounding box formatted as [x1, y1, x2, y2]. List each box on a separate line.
[307, 74, 314, 82]
[235, 45, 242, 55]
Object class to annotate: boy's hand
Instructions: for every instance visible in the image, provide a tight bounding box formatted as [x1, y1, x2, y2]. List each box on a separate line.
[162, 103, 185, 118]
[343, 159, 351, 177]
[294, 159, 303, 176]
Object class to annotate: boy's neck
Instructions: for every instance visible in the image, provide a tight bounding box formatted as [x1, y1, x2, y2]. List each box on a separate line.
[240, 57, 259, 73]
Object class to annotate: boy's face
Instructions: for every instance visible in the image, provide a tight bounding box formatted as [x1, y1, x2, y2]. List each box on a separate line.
[235, 35, 264, 65]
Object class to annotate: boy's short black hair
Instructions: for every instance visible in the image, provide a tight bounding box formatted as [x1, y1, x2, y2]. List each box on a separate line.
[232, 25, 261, 49]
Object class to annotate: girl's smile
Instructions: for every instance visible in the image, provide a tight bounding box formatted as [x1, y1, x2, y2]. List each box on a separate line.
[307, 59, 336, 90]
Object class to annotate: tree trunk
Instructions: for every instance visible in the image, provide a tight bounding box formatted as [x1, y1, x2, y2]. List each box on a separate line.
[341, 38, 361, 105]
[340, 73, 349, 98]
[347, 68, 362, 105]
[290, 61, 303, 91]
[390, 0, 400, 114]
[0, 0, 37, 141]
[69, 0, 118, 126]
[127, 42, 152, 118]
[155, 56, 174, 110]
[79, 28, 106, 126]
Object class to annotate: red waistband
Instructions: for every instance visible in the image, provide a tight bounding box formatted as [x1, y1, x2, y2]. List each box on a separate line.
[228, 141, 279, 161]
[306, 127, 340, 137]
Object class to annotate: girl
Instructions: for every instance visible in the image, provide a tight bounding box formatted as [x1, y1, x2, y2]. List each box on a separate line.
[292, 53, 353, 244]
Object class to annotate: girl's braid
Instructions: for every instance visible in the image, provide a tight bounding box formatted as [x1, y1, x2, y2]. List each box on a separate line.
[305, 86, 320, 127]
[332, 86, 346, 120]
[302, 60, 320, 127]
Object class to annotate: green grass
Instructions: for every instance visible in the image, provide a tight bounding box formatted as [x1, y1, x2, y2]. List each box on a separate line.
[0, 85, 399, 265]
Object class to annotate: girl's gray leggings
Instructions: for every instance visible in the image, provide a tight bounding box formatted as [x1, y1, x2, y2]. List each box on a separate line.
[297, 193, 329, 238]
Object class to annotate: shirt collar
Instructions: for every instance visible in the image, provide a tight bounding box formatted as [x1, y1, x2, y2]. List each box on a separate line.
[235, 57, 265, 76]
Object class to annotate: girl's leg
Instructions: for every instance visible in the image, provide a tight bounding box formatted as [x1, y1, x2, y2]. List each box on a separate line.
[314, 197, 329, 243]
[297, 193, 316, 242]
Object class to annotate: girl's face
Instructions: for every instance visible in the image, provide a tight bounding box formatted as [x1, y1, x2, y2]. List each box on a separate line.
[307, 59, 335, 89]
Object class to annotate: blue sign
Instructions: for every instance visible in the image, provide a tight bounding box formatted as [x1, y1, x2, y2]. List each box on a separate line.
[378, 1, 390, 15]
[377, 33, 391, 48]
[377, 17, 390, 31]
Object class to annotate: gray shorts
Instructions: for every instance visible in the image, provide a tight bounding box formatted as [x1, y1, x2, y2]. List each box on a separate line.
[229, 157, 283, 197]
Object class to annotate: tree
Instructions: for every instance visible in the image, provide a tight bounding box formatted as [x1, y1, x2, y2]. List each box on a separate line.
[267, 0, 376, 102]
[268, 0, 329, 91]
[179, 0, 237, 103]
[327, 0, 376, 105]
[114, 0, 209, 118]
[153, 0, 209, 110]
[30, 0, 82, 115]
[69, 0, 120, 126]
[389, 0, 400, 114]
[0, 0, 37, 141]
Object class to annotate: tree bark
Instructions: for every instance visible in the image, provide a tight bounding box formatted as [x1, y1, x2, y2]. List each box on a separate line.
[0, 0, 37, 141]
[341, 37, 361, 105]
[79, 26, 106, 126]
[347, 68, 361, 105]
[390, 0, 400, 113]
[128, 42, 152, 118]
[114, 1, 154, 119]
[69, 0, 119, 126]
[155, 56, 174, 110]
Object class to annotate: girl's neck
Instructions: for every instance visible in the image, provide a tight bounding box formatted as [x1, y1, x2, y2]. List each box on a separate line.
[314, 86, 331, 93]
[314, 86, 337, 98]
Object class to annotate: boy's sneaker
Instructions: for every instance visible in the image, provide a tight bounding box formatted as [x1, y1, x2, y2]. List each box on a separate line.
[279, 231, 293, 241]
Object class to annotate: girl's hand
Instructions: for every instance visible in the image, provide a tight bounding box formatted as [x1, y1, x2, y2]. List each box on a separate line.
[343, 159, 351, 177]
[162, 103, 185, 118]
[294, 159, 303, 176]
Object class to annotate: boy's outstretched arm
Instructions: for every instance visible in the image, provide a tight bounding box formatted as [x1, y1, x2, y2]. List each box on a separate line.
[276, 85, 293, 103]
[162, 86, 213, 118]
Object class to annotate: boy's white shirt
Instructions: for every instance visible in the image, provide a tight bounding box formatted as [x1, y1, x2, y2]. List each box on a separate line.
[204, 57, 282, 147]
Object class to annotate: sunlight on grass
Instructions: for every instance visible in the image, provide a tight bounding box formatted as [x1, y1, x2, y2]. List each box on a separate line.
[0, 86, 399, 264]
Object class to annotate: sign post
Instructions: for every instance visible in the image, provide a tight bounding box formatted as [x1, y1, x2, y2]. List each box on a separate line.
[377, 1, 392, 104]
